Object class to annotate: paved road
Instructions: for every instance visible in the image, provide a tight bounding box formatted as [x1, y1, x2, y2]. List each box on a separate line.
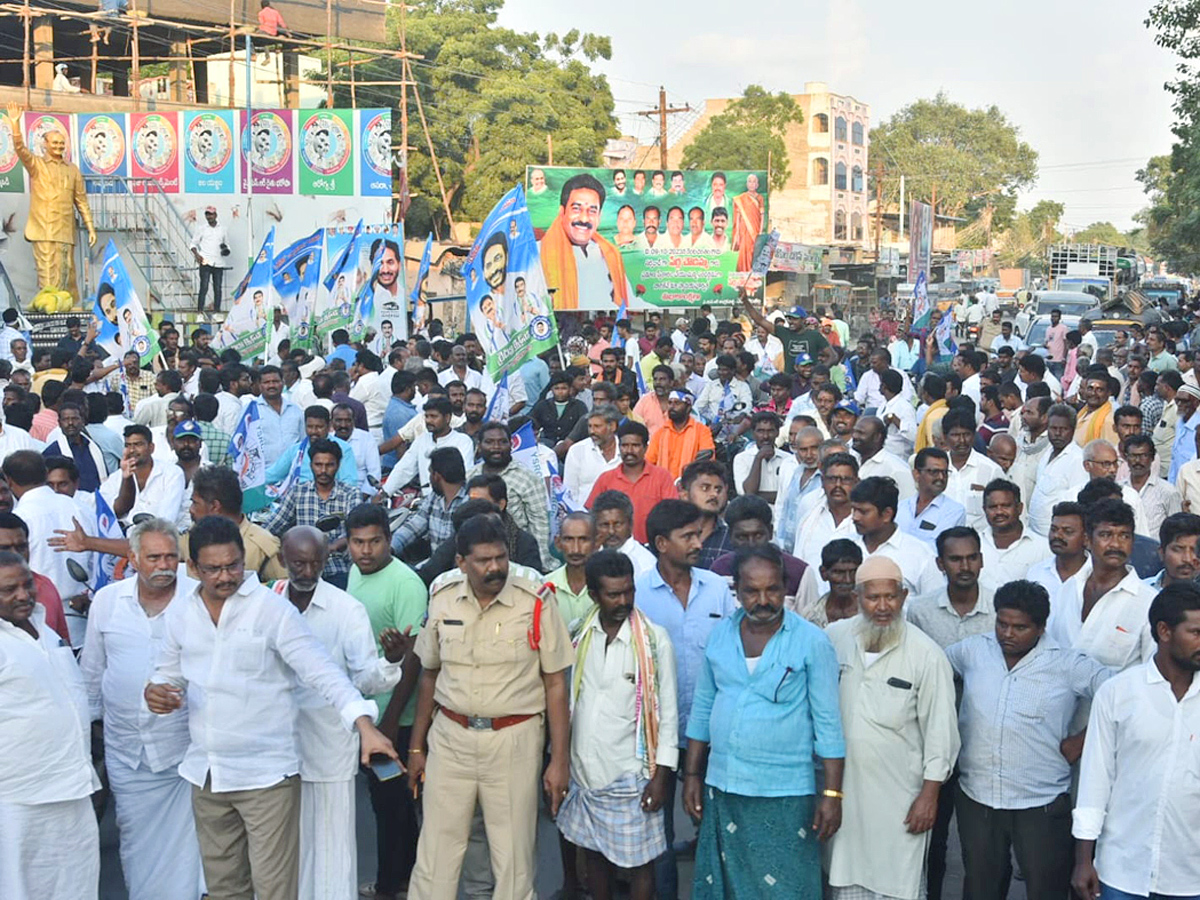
[100, 777, 1023, 899]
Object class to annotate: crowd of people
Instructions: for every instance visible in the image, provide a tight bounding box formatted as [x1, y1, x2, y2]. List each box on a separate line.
[0, 292, 1198, 900]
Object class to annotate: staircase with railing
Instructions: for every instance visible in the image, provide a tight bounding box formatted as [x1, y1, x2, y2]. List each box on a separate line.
[84, 176, 196, 311]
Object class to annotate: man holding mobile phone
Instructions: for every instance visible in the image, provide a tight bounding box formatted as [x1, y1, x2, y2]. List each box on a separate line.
[144, 516, 399, 900]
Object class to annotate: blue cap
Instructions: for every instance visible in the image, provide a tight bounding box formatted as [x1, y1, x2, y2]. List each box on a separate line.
[173, 420, 203, 439]
[787, 305, 807, 318]
[834, 399, 860, 415]
[794, 352, 813, 367]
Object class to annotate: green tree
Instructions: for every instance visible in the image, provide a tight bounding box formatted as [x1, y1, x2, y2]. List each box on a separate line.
[332, 2, 617, 237]
[1070, 222, 1129, 245]
[869, 93, 1039, 221]
[1027, 200, 1065, 242]
[680, 86, 803, 191]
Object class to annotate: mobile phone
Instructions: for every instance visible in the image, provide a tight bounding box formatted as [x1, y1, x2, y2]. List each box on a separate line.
[369, 754, 404, 782]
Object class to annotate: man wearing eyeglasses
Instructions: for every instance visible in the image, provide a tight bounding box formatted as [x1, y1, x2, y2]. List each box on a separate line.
[1082, 440, 1151, 536]
[145, 515, 399, 900]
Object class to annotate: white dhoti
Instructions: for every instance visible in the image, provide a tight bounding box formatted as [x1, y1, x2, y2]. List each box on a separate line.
[107, 755, 203, 900]
[300, 778, 357, 900]
[0, 795, 99, 900]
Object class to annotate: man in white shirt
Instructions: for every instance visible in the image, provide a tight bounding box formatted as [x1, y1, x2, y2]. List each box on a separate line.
[852, 416, 917, 500]
[133, 370, 184, 428]
[1082, 439, 1151, 536]
[0, 414, 41, 461]
[190, 205, 229, 313]
[955, 350, 984, 411]
[849, 474, 942, 597]
[0, 552, 101, 900]
[4, 450, 92, 639]
[796, 453, 860, 590]
[591, 489, 657, 578]
[978, 478, 1048, 589]
[1028, 405, 1088, 535]
[144, 515, 399, 900]
[694, 354, 753, 425]
[275, 526, 410, 900]
[1071, 583, 1200, 900]
[942, 410, 1005, 530]
[331, 403, 379, 495]
[854, 346, 915, 412]
[215, 364, 252, 436]
[100, 424, 187, 527]
[1122, 432, 1181, 539]
[732, 411, 788, 504]
[564, 405, 620, 509]
[80, 518, 201, 900]
[879, 369, 917, 458]
[350, 350, 391, 441]
[383, 396, 475, 496]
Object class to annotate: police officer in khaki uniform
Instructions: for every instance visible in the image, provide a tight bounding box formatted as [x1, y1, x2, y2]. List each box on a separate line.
[406, 512, 573, 900]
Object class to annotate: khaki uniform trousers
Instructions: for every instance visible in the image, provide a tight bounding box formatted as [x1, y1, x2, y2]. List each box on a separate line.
[191, 773, 301, 900]
[408, 712, 543, 900]
[31, 239, 78, 299]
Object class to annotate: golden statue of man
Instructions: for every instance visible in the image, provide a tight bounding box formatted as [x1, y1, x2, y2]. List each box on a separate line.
[5, 104, 96, 301]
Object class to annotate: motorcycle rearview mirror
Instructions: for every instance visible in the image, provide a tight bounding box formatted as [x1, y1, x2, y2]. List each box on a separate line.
[132, 513, 155, 526]
[66, 559, 91, 584]
[314, 515, 342, 533]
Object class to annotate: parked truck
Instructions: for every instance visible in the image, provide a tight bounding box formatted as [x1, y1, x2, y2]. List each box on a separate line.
[1046, 243, 1144, 302]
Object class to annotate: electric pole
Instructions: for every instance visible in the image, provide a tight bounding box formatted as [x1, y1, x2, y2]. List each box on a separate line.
[637, 87, 691, 170]
[873, 162, 886, 258]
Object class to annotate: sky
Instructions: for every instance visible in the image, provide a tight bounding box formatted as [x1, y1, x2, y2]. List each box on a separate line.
[498, 0, 1178, 234]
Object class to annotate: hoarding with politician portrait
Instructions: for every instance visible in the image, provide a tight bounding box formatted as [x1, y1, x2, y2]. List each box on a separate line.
[525, 165, 768, 311]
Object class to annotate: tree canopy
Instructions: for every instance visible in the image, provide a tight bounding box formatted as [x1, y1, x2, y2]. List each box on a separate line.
[869, 93, 1039, 221]
[333, 0, 617, 237]
[680, 86, 803, 191]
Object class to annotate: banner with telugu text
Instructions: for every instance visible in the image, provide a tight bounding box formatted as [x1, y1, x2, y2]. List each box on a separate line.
[129, 112, 180, 193]
[525, 165, 768, 310]
[240, 110, 295, 195]
[77, 113, 128, 194]
[298, 109, 354, 196]
[183, 110, 236, 194]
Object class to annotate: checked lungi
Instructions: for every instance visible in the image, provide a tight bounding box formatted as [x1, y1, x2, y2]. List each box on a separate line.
[556, 771, 665, 869]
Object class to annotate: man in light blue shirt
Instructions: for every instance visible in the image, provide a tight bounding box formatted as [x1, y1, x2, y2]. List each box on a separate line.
[684, 542, 845, 899]
[635, 498, 735, 900]
[518, 353, 550, 410]
[265, 405, 357, 488]
[897, 448, 967, 548]
[1168, 385, 1200, 483]
[380, 370, 418, 469]
[326, 328, 357, 370]
[946, 579, 1110, 900]
[251, 365, 303, 466]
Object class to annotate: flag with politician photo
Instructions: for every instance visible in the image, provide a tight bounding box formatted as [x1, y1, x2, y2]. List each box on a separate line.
[91, 240, 159, 366]
[462, 184, 558, 378]
[217, 227, 275, 358]
[525, 165, 768, 311]
[317, 219, 364, 340]
[273, 229, 323, 352]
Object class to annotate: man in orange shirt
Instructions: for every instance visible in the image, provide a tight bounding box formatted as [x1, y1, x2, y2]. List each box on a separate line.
[633, 364, 673, 436]
[646, 390, 715, 480]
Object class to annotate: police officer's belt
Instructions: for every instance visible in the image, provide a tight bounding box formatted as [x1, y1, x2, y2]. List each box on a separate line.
[439, 707, 537, 731]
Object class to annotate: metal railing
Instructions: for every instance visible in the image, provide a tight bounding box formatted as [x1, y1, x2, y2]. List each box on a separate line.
[84, 175, 196, 309]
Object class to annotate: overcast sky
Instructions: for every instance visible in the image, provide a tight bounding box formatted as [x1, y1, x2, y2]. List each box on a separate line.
[499, 0, 1178, 233]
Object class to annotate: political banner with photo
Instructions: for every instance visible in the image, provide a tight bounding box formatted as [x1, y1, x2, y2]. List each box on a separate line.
[183, 110, 236, 193]
[526, 165, 768, 310]
[129, 112, 180, 193]
[217, 227, 275, 358]
[410, 234, 433, 334]
[77, 113, 128, 193]
[91, 240, 160, 366]
[273, 229, 323, 352]
[319, 219, 364, 340]
[909, 200, 933, 326]
[771, 241, 824, 275]
[0, 115, 22, 193]
[350, 222, 406, 348]
[358, 109, 392, 197]
[229, 402, 269, 512]
[241, 110, 294, 194]
[23, 112, 73, 163]
[298, 109, 353, 196]
[463, 185, 557, 378]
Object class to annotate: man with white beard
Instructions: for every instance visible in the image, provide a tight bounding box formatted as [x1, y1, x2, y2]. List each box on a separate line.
[81, 518, 202, 900]
[826, 555, 960, 900]
[273, 526, 413, 900]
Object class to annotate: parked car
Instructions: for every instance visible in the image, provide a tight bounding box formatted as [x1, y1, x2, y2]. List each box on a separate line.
[1024, 313, 1081, 358]
[1014, 291, 1099, 337]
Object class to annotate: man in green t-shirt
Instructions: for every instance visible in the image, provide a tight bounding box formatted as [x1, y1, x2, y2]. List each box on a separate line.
[346, 504, 428, 900]
[740, 293, 829, 374]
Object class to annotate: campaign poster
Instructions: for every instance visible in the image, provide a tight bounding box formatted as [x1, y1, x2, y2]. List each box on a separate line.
[463, 185, 556, 378]
[129, 112, 180, 193]
[183, 110, 236, 193]
[241, 110, 294, 195]
[350, 222, 405, 349]
[217, 228, 275, 358]
[298, 109, 353, 196]
[525, 165, 768, 310]
[410, 234, 433, 334]
[273, 229, 323, 352]
[23, 112, 72, 163]
[909, 201, 933, 326]
[91, 240, 160, 366]
[318, 220, 364, 340]
[771, 242, 824, 275]
[358, 109, 391, 197]
[0, 115, 24, 193]
[77, 113, 127, 193]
